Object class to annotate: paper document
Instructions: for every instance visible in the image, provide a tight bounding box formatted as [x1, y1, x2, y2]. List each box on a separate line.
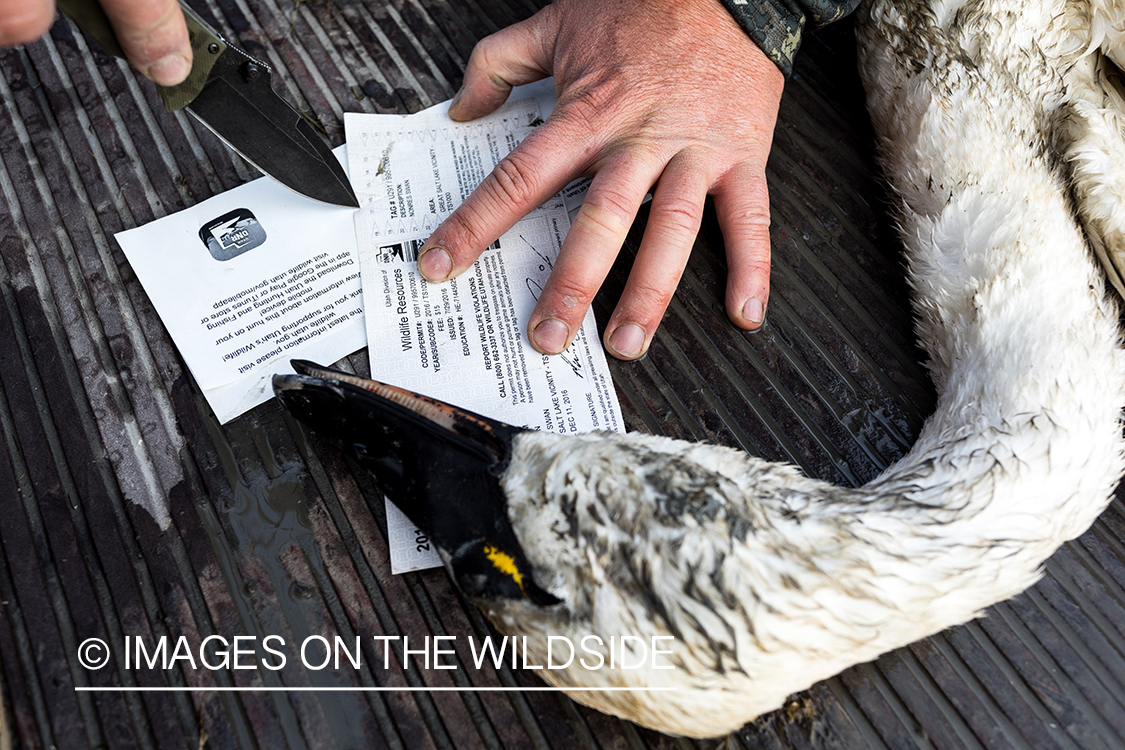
[346, 91, 624, 573]
[116, 150, 365, 423]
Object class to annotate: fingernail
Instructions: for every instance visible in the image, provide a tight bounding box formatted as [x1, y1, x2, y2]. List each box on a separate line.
[532, 318, 570, 354]
[418, 246, 452, 281]
[743, 296, 766, 327]
[608, 323, 646, 359]
[448, 87, 464, 118]
[146, 54, 191, 86]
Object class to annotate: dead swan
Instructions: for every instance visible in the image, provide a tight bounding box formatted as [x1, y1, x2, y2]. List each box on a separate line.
[272, 0, 1125, 738]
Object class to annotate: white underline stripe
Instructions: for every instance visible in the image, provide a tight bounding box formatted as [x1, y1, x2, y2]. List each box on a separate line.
[75, 686, 677, 693]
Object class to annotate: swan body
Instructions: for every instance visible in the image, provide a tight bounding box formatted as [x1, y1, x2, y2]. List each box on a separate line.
[273, 0, 1125, 738]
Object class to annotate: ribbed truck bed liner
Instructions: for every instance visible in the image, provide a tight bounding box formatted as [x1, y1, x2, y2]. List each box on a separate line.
[0, 2, 1123, 748]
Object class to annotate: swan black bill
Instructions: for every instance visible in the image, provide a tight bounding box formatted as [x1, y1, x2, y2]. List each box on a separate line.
[273, 361, 559, 606]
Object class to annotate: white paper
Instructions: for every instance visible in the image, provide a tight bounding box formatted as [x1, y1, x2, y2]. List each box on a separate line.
[346, 88, 624, 574]
[116, 148, 365, 423]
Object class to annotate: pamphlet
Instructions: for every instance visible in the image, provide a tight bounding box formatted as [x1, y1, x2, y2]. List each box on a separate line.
[116, 151, 365, 423]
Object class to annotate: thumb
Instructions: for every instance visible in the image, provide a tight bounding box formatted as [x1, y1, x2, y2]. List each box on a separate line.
[448, 8, 554, 121]
[0, 0, 55, 46]
[100, 0, 192, 85]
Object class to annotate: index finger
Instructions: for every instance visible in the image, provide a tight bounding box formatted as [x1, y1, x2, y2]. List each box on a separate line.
[416, 113, 601, 282]
[100, 0, 191, 85]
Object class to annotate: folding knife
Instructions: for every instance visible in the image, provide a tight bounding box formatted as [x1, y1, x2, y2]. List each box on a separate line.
[56, 0, 359, 208]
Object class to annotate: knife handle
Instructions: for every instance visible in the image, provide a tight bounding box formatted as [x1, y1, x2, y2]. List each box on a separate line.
[56, 0, 228, 111]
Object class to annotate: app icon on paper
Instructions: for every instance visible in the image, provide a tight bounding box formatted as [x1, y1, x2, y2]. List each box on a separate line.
[199, 209, 267, 261]
[376, 239, 425, 264]
[375, 238, 501, 265]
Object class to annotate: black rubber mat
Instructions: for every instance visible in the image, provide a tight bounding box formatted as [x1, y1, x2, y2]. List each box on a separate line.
[1, 1, 1124, 748]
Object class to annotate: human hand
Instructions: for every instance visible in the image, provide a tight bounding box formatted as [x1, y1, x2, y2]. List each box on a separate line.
[0, 0, 192, 86]
[417, 0, 784, 360]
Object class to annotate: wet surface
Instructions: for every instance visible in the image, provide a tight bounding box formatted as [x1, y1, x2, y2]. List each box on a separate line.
[0, 1, 1124, 748]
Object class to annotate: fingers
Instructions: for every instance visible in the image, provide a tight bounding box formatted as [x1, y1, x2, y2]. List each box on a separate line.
[447, 10, 553, 122]
[527, 153, 658, 354]
[0, 0, 190, 85]
[0, 0, 55, 46]
[417, 114, 599, 283]
[99, 0, 191, 85]
[712, 160, 772, 331]
[603, 150, 709, 360]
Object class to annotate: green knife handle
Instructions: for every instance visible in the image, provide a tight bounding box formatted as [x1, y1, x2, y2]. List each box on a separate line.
[157, 3, 227, 111]
[54, 0, 123, 56]
[56, 0, 228, 111]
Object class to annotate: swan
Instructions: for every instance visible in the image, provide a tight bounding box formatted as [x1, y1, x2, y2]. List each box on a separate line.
[271, 0, 1125, 738]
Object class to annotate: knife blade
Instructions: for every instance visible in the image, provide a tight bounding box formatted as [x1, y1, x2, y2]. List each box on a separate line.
[55, 0, 359, 208]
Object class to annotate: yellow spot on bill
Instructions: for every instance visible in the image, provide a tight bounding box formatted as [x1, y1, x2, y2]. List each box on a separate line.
[483, 545, 525, 594]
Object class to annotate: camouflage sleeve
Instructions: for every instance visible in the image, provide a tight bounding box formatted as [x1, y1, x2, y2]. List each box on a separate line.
[716, 0, 859, 76]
